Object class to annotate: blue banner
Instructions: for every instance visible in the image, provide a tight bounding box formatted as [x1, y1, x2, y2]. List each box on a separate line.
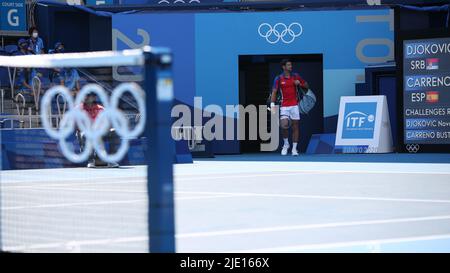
[0, 0, 26, 33]
[85, 0, 114, 5]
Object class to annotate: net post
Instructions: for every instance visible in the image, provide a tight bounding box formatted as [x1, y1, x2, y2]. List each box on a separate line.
[144, 49, 176, 253]
[0, 129, 2, 252]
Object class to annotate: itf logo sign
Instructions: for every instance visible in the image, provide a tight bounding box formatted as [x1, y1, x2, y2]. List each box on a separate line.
[342, 102, 377, 139]
[0, 0, 26, 32]
[335, 96, 393, 153]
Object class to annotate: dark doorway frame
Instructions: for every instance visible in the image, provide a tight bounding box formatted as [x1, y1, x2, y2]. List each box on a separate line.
[238, 54, 324, 153]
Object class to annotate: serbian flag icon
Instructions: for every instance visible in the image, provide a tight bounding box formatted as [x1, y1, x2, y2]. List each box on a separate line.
[426, 58, 439, 70]
[426, 91, 439, 103]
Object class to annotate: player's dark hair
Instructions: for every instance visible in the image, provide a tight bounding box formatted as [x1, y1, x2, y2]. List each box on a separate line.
[280, 59, 292, 67]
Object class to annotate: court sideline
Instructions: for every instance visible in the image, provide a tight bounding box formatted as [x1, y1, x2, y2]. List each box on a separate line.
[1, 159, 450, 252]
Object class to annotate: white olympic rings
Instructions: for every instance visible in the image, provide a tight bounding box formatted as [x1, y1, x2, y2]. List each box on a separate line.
[40, 83, 146, 163]
[158, 0, 200, 4]
[258, 22, 303, 44]
[405, 144, 420, 153]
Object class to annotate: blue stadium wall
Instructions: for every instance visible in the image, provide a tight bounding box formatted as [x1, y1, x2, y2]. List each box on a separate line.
[113, 8, 395, 153]
[87, 0, 446, 6]
[0, 129, 192, 170]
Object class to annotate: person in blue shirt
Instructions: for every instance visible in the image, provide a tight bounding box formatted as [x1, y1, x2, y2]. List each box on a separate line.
[28, 27, 45, 55]
[65, 68, 81, 94]
[49, 42, 81, 96]
[14, 39, 38, 105]
[15, 39, 33, 92]
[27, 27, 46, 78]
[49, 42, 66, 86]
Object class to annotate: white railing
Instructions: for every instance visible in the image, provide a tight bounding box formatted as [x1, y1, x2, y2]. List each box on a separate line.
[15, 93, 26, 117]
[0, 112, 141, 130]
[32, 76, 42, 111]
[1, 88, 4, 113]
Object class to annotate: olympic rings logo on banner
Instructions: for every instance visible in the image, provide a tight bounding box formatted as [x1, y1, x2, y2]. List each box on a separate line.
[405, 144, 420, 153]
[158, 0, 200, 4]
[40, 83, 146, 164]
[258, 22, 303, 44]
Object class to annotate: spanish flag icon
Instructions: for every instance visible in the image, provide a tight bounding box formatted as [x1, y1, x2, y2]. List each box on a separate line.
[426, 91, 439, 103]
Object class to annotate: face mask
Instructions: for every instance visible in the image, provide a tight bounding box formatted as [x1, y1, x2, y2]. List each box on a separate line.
[32, 32, 38, 38]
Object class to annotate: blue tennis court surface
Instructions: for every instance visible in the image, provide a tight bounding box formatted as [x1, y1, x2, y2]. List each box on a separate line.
[198, 153, 450, 163]
[1, 155, 450, 253]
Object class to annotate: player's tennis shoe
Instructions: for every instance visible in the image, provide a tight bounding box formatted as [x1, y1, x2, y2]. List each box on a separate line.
[292, 149, 299, 156]
[281, 145, 289, 156]
[108, 162, 120, 168]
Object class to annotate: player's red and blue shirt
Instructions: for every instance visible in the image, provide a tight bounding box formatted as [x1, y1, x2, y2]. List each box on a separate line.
[81, 103, 104, 121]
[272, 73, 306, 107]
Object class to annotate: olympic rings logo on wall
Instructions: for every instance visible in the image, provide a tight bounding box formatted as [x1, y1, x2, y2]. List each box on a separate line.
[40, 83, 146, 164]
[258, 22, 303, 44]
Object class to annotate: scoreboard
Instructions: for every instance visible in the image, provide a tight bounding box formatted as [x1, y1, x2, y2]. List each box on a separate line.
[403, 37, 450, 145]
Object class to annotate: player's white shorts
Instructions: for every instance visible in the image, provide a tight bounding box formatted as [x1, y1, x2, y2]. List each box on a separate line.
[280, 105, 300, 120]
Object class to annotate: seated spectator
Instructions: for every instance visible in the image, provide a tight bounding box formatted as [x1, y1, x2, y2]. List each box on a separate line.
[65, 68, 81, 96]
[15, 38, 30, 57]
[52, 41, 64, 54]
[15, 39, 33, 102]
[49, 42, 81, 96]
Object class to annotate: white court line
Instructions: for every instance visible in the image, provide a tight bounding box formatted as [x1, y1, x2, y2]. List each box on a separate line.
[2, 168, 450, 186]
[231, 233, 450, 253]
[1, 199, 147, 211]
[175, 191, 450, 204]
[1, 171, 317, 188]
[3, 236, 148, 252]
[19, 186, 147, 193]
[0, 174, 142, 181]
[0, 193, 248, 210]
[177, 215, 450, 239]
[1, 179, 145, 188]
[176, 169, 450, 177]
[4, 185, 450, 205]
[0, 173, 320, 189]
[2, 188, 450, 211]
[177, 195, 247, 201]
[5, 215, 450, 252]
[2, 172, 315, 186]
[2, 169, 449, 189]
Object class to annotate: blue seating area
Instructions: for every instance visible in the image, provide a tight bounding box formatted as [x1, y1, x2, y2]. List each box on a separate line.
[0, 119, 21, 129]
[0, 47, 12, 90]
[3, 45, 18, 55]
[0, 129, 192, 169]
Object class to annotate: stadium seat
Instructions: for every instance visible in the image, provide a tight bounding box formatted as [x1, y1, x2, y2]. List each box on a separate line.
[0, 49, 11, 89]
[0, 118, 21, 129]
[5, 45, 18, 55]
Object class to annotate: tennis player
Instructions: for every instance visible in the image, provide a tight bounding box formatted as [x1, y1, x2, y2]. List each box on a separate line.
[270, 59, 309, 156]
[76, 93, 120, 168]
